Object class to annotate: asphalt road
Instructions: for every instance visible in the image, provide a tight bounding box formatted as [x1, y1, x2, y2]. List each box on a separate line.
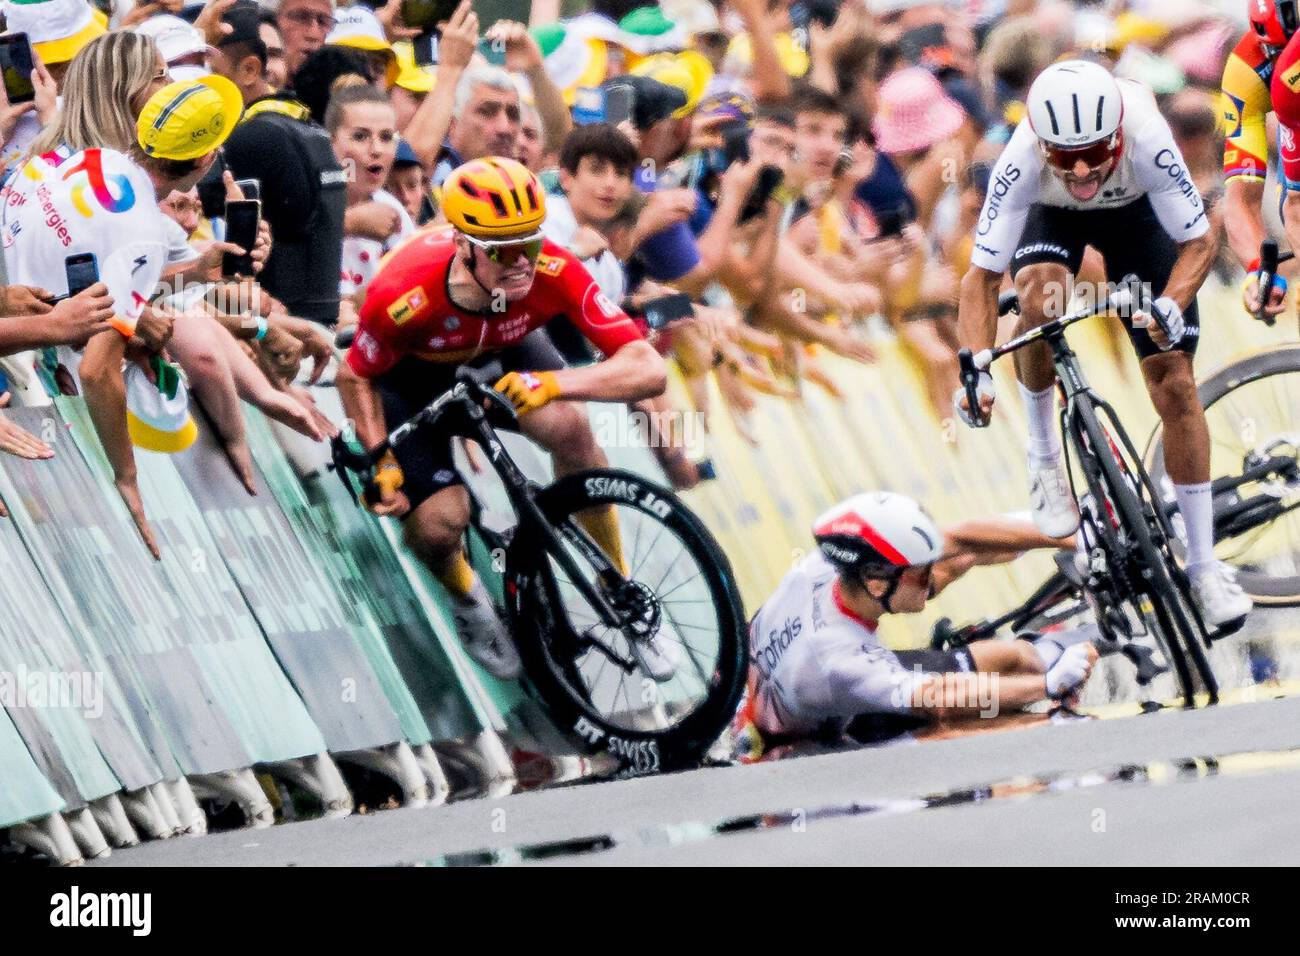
[96, 683, 1300, 867]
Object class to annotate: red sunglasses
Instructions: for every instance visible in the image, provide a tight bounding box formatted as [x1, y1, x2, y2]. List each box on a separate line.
[1041, 131, 1122, 172]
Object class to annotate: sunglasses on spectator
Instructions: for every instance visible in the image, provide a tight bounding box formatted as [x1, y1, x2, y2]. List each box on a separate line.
[464, 234, 545, 265]
[1040, 132, 1121, 172]
[283, 10, 337, 30]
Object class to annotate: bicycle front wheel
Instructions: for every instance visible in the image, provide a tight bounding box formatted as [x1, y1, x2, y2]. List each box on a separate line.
[1145, 344, 1300, 605]
[1076, 400, 1217, 705]
[506, 469, 746, 773]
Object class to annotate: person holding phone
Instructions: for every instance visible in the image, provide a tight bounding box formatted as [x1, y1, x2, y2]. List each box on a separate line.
[3, 72, 243, 559]
[214, 12, 355, 326]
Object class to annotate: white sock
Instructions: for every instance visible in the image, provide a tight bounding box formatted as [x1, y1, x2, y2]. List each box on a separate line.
[1018, 381, 1061, 468]
[1174, 481, 1215, 573]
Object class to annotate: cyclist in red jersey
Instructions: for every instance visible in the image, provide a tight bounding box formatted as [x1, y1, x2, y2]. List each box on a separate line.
[1224, 0, 1300, 317]
[1269, 13, 1300, 270]
[337, 158, 668, 679]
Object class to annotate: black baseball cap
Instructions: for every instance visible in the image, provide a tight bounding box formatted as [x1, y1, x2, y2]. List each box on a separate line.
[603, 75, 688, 131]
[217, 0, 266, 51]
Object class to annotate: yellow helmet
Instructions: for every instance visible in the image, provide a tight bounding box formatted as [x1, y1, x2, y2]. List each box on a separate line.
[441, 157, 546, 240]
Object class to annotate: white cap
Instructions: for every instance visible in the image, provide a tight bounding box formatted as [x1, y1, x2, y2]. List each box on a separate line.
[134, 14, 210, 65]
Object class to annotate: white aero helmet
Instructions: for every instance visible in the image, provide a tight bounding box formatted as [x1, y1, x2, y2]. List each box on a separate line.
[1026, 59, 1123, 150]
[813, 492, 944, 578]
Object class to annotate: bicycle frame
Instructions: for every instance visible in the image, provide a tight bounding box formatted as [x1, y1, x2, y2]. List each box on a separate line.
[333, 375, 629, 632]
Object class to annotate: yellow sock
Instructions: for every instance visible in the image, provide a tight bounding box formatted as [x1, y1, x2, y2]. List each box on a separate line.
[578, 505, 628, 577]
[438, 550, 476, 599]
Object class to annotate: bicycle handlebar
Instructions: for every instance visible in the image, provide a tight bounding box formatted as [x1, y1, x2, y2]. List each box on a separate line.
[1252, 239, 1294, 327]
[959, 286, 1140, 427]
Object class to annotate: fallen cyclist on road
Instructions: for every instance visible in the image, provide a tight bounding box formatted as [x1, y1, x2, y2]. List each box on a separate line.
[336, 157, 671, 681]
[728, 492, 1098, 761]
[954, 59, 1251, 630]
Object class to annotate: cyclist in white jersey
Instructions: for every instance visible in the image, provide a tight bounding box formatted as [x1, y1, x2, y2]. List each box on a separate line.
[745, 492, 1097, 747]
[954, 59, 1251, 630]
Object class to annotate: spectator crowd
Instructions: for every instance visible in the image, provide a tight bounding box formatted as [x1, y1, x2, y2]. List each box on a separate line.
[0, 0, 1242, 547]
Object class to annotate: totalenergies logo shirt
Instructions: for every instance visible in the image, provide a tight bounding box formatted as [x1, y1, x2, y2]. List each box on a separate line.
[1, 146, 168, 337]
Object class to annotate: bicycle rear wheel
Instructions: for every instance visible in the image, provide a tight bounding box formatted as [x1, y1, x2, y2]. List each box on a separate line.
[1145, 344, 1300, 605]
[506, 469, 746, 773]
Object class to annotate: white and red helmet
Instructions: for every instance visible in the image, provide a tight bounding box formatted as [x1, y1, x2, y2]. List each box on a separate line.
[813, 492, 944, 578]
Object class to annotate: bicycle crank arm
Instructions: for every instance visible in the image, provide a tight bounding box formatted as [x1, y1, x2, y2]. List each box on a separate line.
[1119, 642, 1169, 686]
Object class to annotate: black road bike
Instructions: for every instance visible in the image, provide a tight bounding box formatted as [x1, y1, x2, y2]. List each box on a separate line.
[329, 356, 747, 774]
[958, 285, 1220, 707]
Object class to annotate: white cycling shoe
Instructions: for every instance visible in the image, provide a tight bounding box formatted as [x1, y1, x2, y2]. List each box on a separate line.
[1028, 458, 1081, 538]
[1189, 563, 1252, 630]
[452, 579, 522, 680]
[635, 626, 681, 684]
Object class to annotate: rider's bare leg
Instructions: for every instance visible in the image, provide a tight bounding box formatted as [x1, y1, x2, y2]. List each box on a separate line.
[1013, 262, 1073, 466]
[1012, 262, 1073, 391]
[1142, 350, 1215, 571]
[404, 485, 474, 594]
[521, 400, 628, 574]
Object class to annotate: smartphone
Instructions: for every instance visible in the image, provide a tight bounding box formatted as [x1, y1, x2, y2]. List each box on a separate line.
[477, 37, 506, 66]
[571, 86, 607, 126]
[65, 252, 100, 297]
[222, 198, 261, 277]
[400, 0, 458, 32]
[722, 122, 751, 168]
[875, 205, 911, 238]
[899, 23, 950, 69]
[832, 147, 853, 179]
[412, 31, 439, 68]
[789, 0, 840, 32]
[0, 33, 37, 105]
[642, 293, 694, 331]
[739, 165, 784, 223]
[602, 82, 635, 127]
[234, 178, 260, 201]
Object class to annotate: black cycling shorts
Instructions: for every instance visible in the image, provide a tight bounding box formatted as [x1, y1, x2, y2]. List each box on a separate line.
[376, 330, 568, 512]
[843, 648, 976, 745]
[1007, 196, 1199, 361]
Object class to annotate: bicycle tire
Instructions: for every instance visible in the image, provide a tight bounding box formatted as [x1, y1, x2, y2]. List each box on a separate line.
[1144, 343, 1300, 606]
[505, 468, 747, 773]
[1076, 400, 1217, 705]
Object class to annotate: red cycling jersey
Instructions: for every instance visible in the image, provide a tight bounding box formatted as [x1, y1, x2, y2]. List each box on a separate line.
[1272, 31, 1300, 186]
[346, 225, 643, 379]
